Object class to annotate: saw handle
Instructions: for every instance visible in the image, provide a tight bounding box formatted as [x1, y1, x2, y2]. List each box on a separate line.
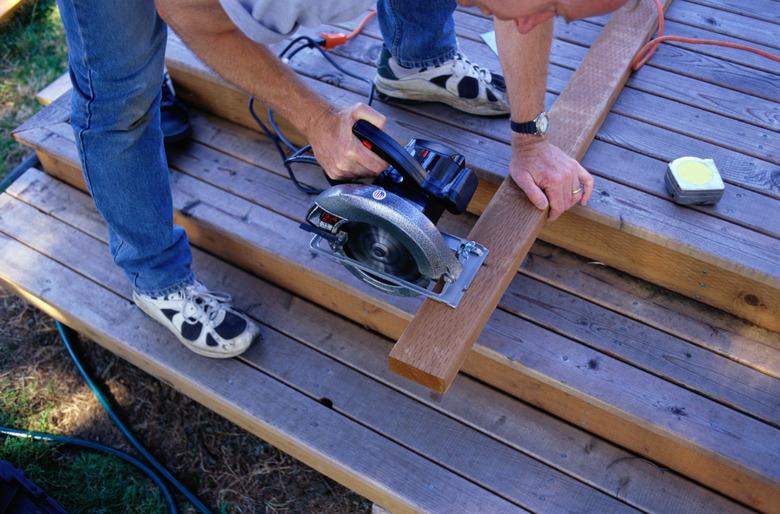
[352, 120, 427, 184]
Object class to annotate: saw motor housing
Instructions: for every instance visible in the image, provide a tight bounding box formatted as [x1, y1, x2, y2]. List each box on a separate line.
[301, 121, 488, 307]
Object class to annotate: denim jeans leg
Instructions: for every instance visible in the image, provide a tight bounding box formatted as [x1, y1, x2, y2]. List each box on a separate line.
[377, 0, 458, 68]
[56, 0, 193, 296]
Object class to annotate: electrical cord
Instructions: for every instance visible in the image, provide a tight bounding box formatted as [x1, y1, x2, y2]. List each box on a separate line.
[248, 11, 377, 195]
[633, 0, 780, 70]
[55, 321, 212, 514]
[0, 425, 178, 514]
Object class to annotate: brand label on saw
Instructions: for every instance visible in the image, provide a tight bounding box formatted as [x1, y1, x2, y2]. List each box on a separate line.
[372, 189, 387, 201]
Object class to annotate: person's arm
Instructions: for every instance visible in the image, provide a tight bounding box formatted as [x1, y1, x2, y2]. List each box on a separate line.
[495, 18, 593, 221]
[155, 0, 387, 179]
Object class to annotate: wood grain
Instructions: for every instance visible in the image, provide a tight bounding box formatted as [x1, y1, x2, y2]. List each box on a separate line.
[389, 0, 675, 393]
[0, 232, 524, 514]
[3, 170, 755, 514]
[160, 29, 780, 330]
[37, 117, 780, 410]
[15, 138, 780, 509]
[35, 72, 71, 106]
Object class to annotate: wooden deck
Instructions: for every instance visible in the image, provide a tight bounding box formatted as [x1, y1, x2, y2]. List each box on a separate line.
[5, 1, 780, 511]
[162, 3, 780, 332]
[0, 168, 760, 513]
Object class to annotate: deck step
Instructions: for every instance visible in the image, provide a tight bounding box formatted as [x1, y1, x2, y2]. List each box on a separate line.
[12, 96, 780, 511]
[0, 170, 755, 514]
[162, 27, 780, 333]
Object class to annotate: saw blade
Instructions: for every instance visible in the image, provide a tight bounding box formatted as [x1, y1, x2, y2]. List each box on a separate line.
[342, 222, 429, 289]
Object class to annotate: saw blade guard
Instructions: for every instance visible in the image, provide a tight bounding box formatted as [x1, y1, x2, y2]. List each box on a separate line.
[308, 184, 462, 285]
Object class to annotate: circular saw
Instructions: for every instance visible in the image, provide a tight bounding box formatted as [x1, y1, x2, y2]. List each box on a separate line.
[300, 120, 488, 308]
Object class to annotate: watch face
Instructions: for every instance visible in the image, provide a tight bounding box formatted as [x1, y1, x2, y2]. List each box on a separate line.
[536, 113, 549, 135]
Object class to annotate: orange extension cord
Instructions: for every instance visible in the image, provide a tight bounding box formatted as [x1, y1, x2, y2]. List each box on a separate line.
[320, 11, 377, 49]
[632, 0, 780, 70]
[321, 5, 778, 70]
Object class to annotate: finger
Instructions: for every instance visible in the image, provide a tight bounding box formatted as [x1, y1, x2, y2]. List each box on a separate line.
[350, 103, 387, 130]
[355, 143, 389, 174]
[547, 182, 567, 221]
[514, 171, 548, 211]
[578, 167, 595, 206]
[569, 172, 582, 208]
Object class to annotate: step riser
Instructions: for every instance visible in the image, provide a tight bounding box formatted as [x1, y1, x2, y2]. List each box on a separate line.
[24, 129, 780, 512]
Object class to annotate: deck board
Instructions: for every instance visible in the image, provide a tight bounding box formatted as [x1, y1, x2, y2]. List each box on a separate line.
[685, 0, 780, 25]
[0, 171, 756, 512]
[665, 0, 780, 50]
[3, 171, 755, 514]
[10, 2, 780, 509]
[159, 35, 780, 331]
[15, 119, 780, 508]
[0, 205, 521, 514]
[329, 19, 780, 194]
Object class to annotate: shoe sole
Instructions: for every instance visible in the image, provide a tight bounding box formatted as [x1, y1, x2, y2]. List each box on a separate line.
[374, 76, 510, 116]
[133, 294, 253, 359]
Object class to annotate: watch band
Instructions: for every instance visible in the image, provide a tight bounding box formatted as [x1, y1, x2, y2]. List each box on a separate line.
[510, 119, 538, 135]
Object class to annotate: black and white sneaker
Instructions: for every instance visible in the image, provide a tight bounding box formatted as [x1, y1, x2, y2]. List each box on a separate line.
[374, 47, 509, 116]
[133, 281, 259, 358]
[160, 70, 192, 146]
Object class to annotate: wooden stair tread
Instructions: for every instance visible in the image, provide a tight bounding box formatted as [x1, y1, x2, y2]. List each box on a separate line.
[13, 108, 780, 509]
[160, 30, 780, 332]
[0, 169, 753, 514]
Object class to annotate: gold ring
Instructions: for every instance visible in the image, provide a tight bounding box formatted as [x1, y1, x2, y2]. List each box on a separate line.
[572, 185, 584, 196]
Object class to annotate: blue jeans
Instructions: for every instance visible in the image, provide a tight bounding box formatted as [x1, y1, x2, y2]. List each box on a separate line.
[378, 0, 458, 68]
[55, 0, 455, 295]
[57, 0, 193, 296]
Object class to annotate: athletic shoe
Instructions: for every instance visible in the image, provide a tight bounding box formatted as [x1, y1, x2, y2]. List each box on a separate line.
[133, 281, 259, 358]
[160, 71, 192, 146]
[374, 47, 509, 116]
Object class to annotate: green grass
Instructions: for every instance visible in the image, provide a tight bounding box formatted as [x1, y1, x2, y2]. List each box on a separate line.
[0, 375, 168, 513]
[0, 0, 68, 179]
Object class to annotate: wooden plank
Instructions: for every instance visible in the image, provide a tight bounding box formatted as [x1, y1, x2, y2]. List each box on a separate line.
[163, 32, 780, 330]
[388, 0, 675, 393]
[0, 0, 23, 24]
[500, 274, 780, 426]
[35, 72, 72, 106]
[329, 21, 780, 194]
[0, 194, 626, 513]
[665, 0, 780, 50]
[23, 124, 780, 405]
[521, 241, 780, 380]
[684, 0, 780, 24]
[12, 152, 780, 510]
[5, 171, 755, 514]
[54, 125, 780, 415]
[389, 177, 545, 392]
[0, 225, 521, 514]
[27, 111, 780, 390]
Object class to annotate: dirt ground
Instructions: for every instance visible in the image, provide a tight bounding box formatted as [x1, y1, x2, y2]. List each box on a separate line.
[0, 284, 371, 513]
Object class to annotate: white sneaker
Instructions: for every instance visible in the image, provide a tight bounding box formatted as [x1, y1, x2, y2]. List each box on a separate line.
[133, 281, 259, 358]
[374, 47, 509, 116]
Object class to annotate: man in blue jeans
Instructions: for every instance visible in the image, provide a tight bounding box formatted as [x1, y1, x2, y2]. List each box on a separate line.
[56, 0, 625, 358]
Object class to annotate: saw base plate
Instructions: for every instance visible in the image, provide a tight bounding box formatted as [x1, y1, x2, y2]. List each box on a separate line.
[309, 232, 488, 308]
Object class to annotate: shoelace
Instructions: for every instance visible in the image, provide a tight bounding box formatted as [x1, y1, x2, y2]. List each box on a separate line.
[182, 286, 232, 325]
[453, 53, 491, 82]
[161, 73, 176, 107]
